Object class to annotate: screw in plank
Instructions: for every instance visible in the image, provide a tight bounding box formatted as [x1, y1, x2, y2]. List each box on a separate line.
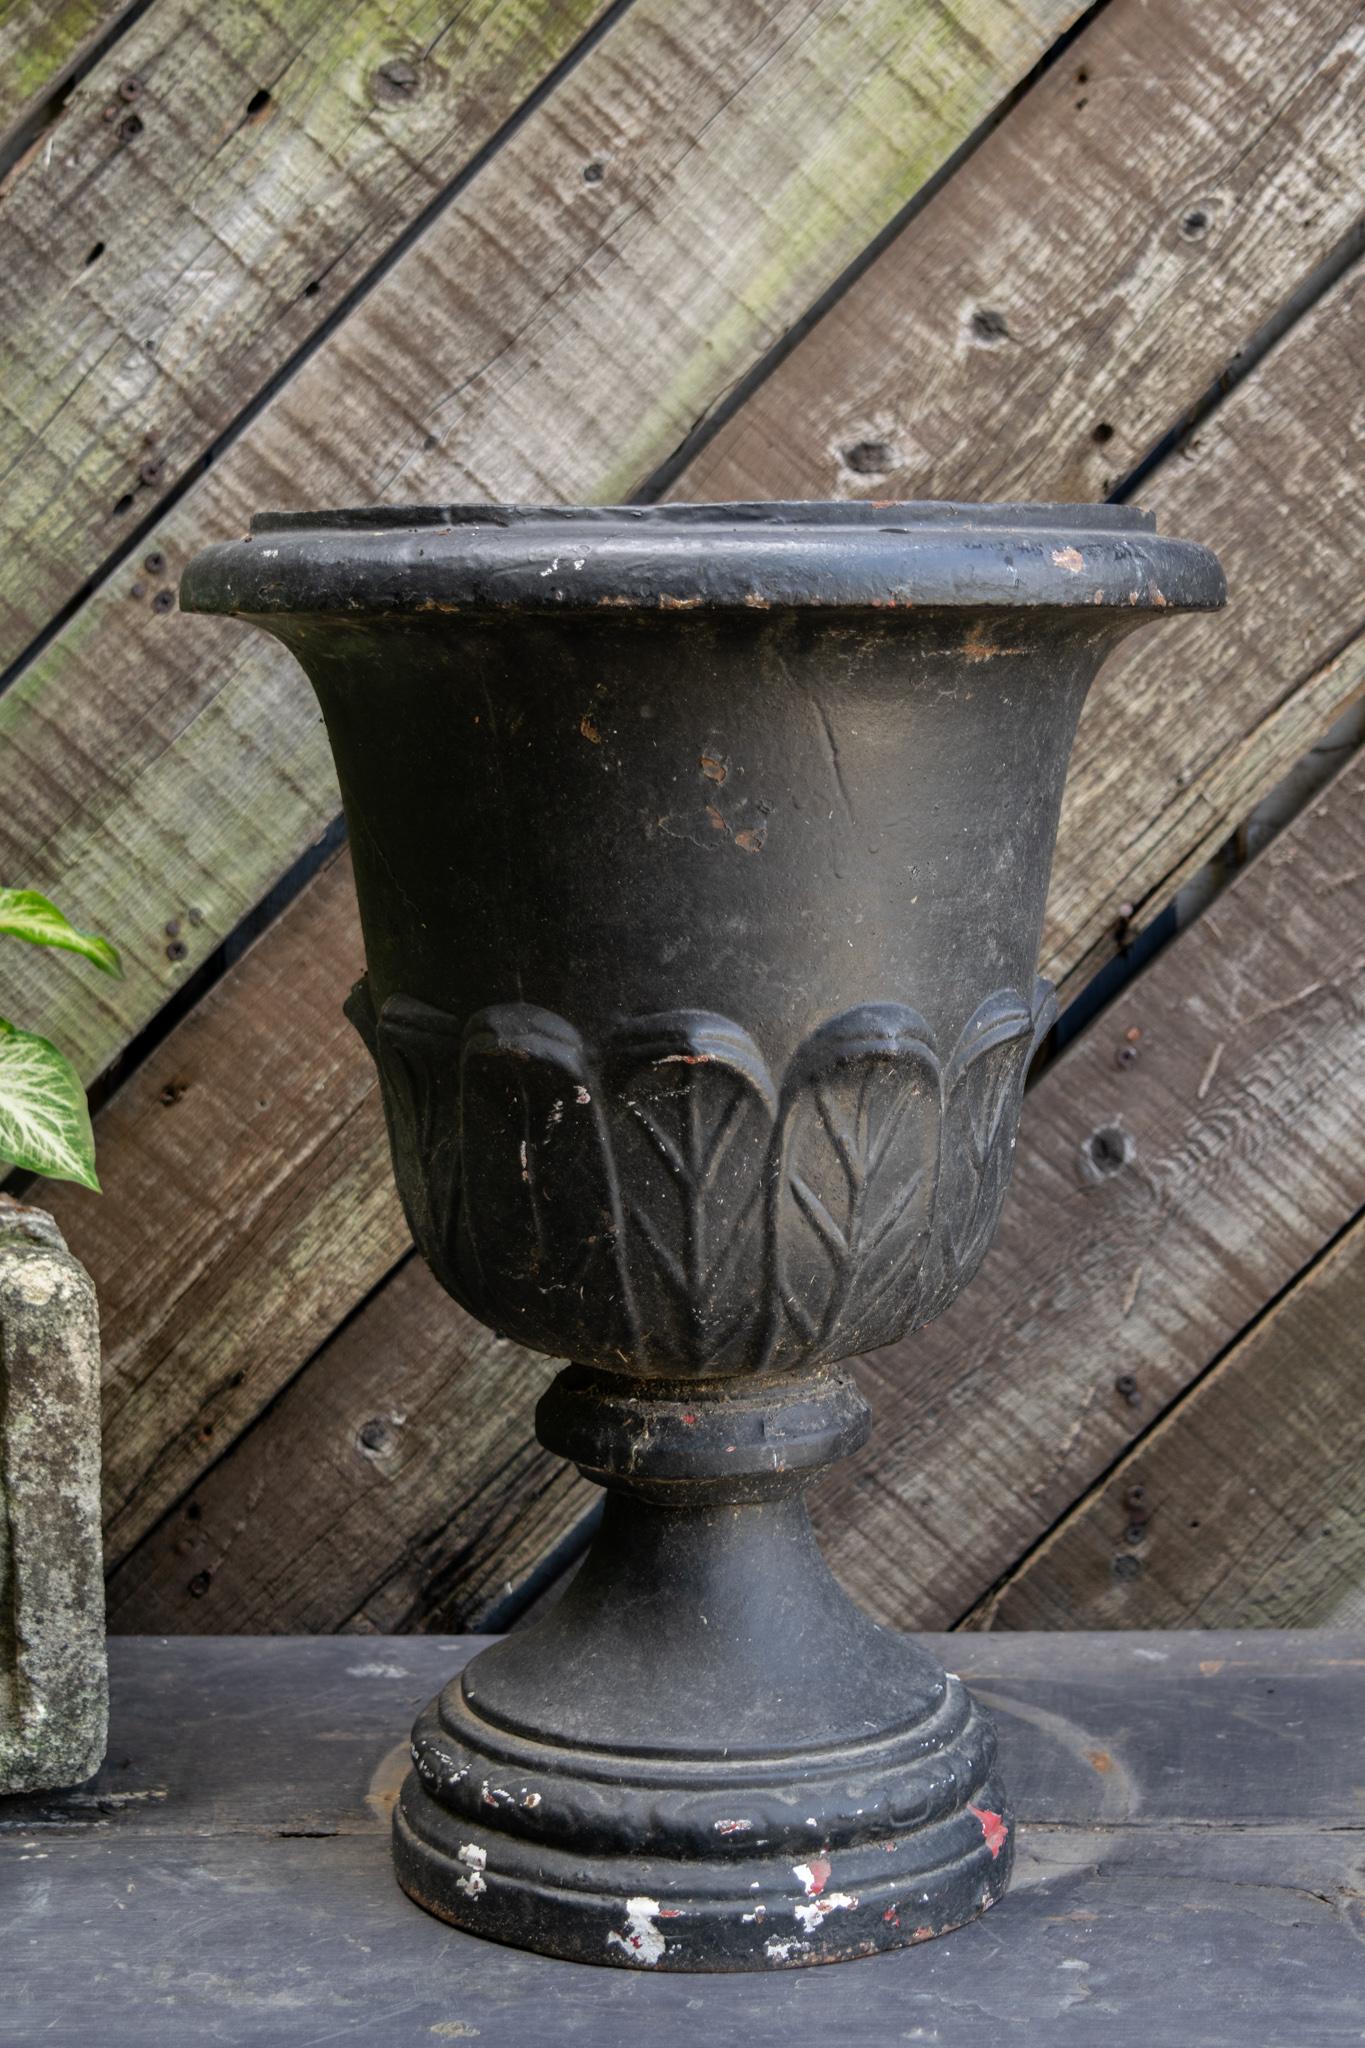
[118, 113, 143, 142]
[152, 587, 175, 613]
[144, 549, 167, 574]
[1112, 1554, 1142, 1580]
[1114, 1372, 1141, 1408]
[139, 456, 164, 485]
[118, 76, 142, 102]
[165, 937, 188, 961]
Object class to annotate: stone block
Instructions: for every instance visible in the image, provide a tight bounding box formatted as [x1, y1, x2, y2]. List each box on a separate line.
[0, 1195, 106, 1792]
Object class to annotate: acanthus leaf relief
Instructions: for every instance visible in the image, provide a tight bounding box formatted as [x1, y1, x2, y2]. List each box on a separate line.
[354, 976, 1054, 1375]
[601, 1014, 776, 1372]
[766, 1005, 941, 1369]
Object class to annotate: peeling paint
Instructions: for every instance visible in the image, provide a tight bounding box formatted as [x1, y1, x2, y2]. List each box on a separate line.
[455, 1842, 487, 1899]
[606, 1895, 667, 1966]
[795, 1891, 857, 1932]
[967, 1802, 1009, 1858]
[1051, 546, 1085, 573]
[764, 1936, 809, 1964]
[793, 1856, 831, 1896]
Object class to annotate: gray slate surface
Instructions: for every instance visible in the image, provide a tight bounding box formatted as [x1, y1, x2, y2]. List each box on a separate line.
[1, 1632, 1362, 2044]
[0, 1198, 105, 1792]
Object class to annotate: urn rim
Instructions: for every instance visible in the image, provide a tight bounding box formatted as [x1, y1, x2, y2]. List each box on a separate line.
[179, 497, 1226, 620]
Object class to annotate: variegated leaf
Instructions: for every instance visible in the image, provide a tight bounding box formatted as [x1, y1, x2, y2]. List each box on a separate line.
[0, 888, 121, 976]
[0, 1017, 99, 1189]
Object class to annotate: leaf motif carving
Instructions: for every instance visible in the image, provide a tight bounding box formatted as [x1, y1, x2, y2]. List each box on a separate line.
[767, 1004, 941, 1369]
[457, 1004, 636, 1361]
[349, 979, 1055, 1375]
[923, 976, 1056, 1316]
[351, 982, 465, 1291]
[600, 1014, 776, 1372]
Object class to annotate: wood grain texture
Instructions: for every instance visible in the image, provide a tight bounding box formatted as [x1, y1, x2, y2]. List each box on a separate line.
[31, 0, 1361, 1632]
[0, 0, 1085, 1086]
[103, 1254, 589, 1634]
[0, 0, 137, 147]
[0, 0, 613, 657]
[680, 0, 1365, 511]
[677, 0, 1365, 1001]
[54, 848, 415, 1563]
[1041, 264, 1365, 999]
[96, 737, 1365, 1634]
[984, 1212, 1365, 1630]
[3, 1635, 1363, 2046]
[809, 747, 1365, 1630]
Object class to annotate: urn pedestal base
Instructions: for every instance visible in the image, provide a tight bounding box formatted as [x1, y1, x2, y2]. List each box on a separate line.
[392, 1370, 1012, 1969]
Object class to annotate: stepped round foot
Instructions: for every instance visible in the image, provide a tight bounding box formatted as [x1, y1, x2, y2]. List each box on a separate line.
[393, 1658, 1012, 1970]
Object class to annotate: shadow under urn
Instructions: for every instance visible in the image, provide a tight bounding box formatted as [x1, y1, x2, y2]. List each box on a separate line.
[181, 500, 1224, 1970]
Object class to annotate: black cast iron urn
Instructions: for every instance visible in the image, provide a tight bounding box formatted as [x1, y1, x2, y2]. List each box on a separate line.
[182, 500, 1224, 1970]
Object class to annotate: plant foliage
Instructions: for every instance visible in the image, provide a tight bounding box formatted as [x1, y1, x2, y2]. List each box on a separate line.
[0, 891, 121, 1189]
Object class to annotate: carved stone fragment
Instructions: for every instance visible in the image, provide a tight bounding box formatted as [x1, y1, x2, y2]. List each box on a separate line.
[0, 1196, 106, 1793]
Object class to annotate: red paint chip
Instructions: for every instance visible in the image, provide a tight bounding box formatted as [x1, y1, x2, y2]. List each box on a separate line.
[967, 1802, 1008, 1858]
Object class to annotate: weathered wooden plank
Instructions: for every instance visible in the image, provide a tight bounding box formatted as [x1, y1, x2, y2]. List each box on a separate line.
[103, 1254, 589, 1634]
[42, 0, 1365, 1626]
[8, 1631, 1364, 1832]
[983, 1214, 1365, 1631]
[55, 847, 415, 1561]
[680, 0, 1365, 511]
[3, 1636, 1363, 2046]
[808, 746, 1365, 1629]
[0, 0, 615, 659]
[1041, 267, 1365, 998]
[0, 0, 1088, 1085]
[99, 747, 1365, 1633]
[677, 0, 1365, 1000]
[0, 0, 136, 148]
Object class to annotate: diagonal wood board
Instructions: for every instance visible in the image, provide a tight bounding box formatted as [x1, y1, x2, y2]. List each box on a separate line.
[3, 0, 1360, 1637]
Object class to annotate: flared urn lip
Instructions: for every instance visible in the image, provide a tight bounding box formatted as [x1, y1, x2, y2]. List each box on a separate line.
[179, 498, 1226, 620]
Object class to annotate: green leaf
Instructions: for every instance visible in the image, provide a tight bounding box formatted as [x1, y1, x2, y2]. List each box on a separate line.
[0, 888, 122, 976]
[0, 1017, 100, 1189]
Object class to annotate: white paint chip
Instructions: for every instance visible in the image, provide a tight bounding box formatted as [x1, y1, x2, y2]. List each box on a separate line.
[606, 1896, 667, 1966]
